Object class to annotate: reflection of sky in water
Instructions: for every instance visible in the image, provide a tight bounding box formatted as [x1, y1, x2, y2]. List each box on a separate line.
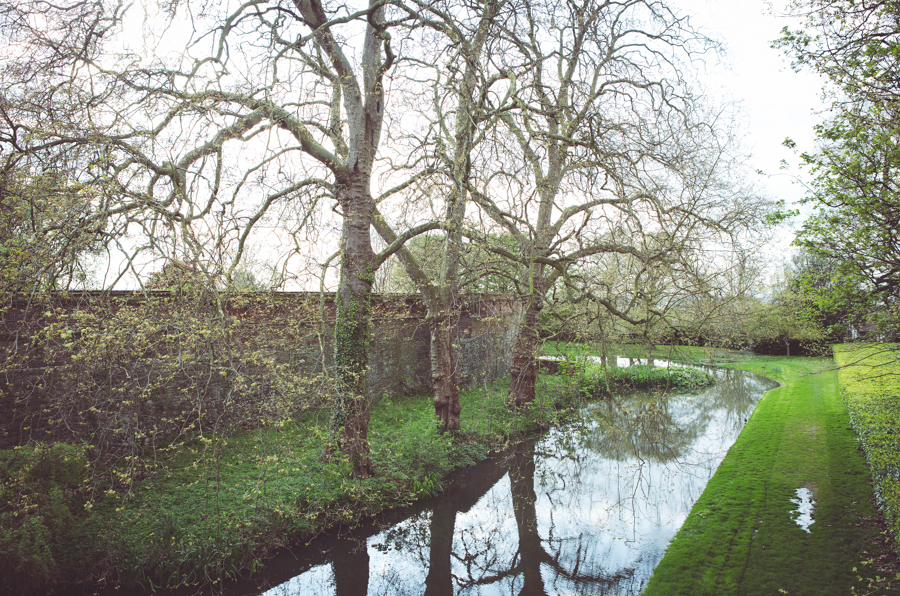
[790, 488, 815, 533]
[262, 367, 776, 596]
[264, 564, 333, 596]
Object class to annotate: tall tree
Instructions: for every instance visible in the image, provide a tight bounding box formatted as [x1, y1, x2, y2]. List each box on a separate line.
[0, 0, 438, 477]
[372, 0, 517, 431]
[778, 0, 900, 335]
[464, 0, 768, 406]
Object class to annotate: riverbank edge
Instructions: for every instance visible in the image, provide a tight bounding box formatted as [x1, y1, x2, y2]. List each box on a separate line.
[1, 360, 710, 594]
[642, 350, 898, 596]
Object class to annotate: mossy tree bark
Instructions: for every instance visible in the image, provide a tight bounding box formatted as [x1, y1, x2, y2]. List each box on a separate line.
[332, 175, 377, 478]
[428, 302, 461, 431]
[290, 0, 393, 478]
[372, 217, 462, 432]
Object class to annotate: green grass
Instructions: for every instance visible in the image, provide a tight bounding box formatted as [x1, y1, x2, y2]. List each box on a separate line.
[0, 376, 579, 592]
[643, 352, 896, 596]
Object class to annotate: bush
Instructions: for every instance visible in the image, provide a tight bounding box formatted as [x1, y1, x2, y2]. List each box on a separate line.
[0, 443, 101, 593]
[833, 343, 900, 549]
[588, 364, 715, 396]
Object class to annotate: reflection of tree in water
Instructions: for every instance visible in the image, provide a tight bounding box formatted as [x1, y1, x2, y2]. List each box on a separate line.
[392, 377, 767, 596]
[260, 369, 774, 596]
[371, 452, 514, 595]
[423, 502, 454, 595]
[362, 440, 640, 596]
[332, 537, 369, 596]
[418, 440, 640, 596]
[588, 393, 699, 463]
[505, 440, 639, 596]
[585, 368, 775, 464]
[705, 368, 777, 431]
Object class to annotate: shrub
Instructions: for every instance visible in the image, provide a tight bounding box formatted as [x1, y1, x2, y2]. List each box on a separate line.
[588, 364, 715, 396]
[833, 343, 900, 550]
[0, 442, 101, 593]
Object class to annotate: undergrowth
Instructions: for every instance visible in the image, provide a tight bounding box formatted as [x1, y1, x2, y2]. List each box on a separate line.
[0, 443, 103, 594]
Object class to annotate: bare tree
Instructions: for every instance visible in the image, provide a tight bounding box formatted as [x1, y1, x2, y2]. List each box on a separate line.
[458, 0, 770, 407]
[371, 0, 518, 431]
[0, 0, 446, 477]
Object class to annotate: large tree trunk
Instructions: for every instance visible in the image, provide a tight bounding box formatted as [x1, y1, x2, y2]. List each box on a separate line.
[426, 0, 501, 432]
[298, 0, 388, 479]
[429, 299, 461, 431]
[508, 276, 544, 409]
[331, 175, 376, 478]
[370, 215, 462, 433]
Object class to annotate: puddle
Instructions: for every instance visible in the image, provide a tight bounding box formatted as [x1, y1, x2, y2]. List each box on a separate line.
[790, 488, 815, 532]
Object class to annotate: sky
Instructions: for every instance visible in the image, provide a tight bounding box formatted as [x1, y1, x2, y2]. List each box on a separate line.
[89, 0, 828, 288]
[674, 0, 829, 266]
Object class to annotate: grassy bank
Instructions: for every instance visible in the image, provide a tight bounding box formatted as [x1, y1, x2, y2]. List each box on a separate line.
[0, 358, 712, 594]
[643, 351, 898, 596]
[0, 377, 543, 593]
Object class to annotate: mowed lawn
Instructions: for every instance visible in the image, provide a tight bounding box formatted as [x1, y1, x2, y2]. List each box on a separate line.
[644, 355, 895, 596]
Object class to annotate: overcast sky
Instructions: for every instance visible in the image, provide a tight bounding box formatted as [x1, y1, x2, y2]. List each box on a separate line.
[99, 0, 828, 287]
[675, 0, 828, 265]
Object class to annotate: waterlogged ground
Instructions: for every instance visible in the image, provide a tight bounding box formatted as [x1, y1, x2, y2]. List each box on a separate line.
[225, 364, 778, 596]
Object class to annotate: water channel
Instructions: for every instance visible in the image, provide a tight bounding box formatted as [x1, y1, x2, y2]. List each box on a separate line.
[205, 359, 777, 596]
[96, 360, 775, 596]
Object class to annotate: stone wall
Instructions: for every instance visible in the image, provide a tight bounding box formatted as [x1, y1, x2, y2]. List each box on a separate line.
[0, 292, 520, 448]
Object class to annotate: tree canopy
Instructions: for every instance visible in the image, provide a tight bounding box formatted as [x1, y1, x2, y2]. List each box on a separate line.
[778, 0, 900, 336]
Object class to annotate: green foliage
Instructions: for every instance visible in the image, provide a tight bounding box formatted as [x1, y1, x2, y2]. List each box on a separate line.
[790, 104, 900, 334]
[145, 260, 210, 293]
[3, 292, 330, 460]
[588, 364, 715, 395]
[777, 1, 900, 335]
[0, 290, 341, 591]
[0, 339, 722, 594]
[0, 443, 101, 594]
[834, 344, 900, 558]
[0, 163, 103, 294]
